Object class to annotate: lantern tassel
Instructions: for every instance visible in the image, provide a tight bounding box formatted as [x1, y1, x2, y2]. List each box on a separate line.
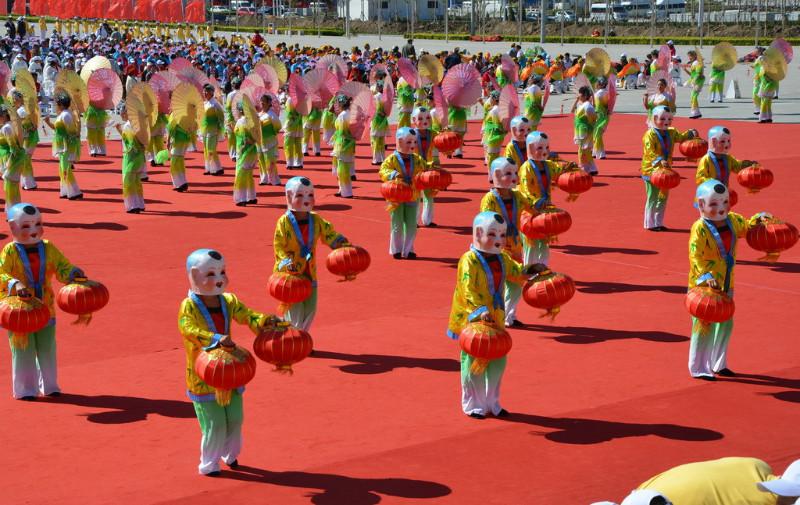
[757, 252, 780, 263]
[272, 365, 295, 376]
[10, 332, 29, 350]
[567, 193, 579, 202]
[470, 358, 489, 375]
[71, 313, 93, 326]
[539, 306, 561, 321]
[215, 388, 232, 407]
[658, 189, 669, 201]
[692, 318, 713, 338]
[276, 302, 290, 316]
[385, 202, 399, 212]
[337, 274, 357, 283]
[748, 188, 761, 194]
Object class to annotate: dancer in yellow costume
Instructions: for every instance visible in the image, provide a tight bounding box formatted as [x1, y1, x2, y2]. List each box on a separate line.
[482, 90, 505, 178]
[517, 131, 575, 266]
[258, 94, 281, 186]
[480, 157, 530, 327]
[695, 126, 756, 188]
[523, 75, 545, 131]
[0, 203, 85, 400]
[166, 112, 192, 192]
[412, 106, 439, 227]
[642, 77, 676, 127]
[0, 105, 25, 206]
[503, 116, 531, 169]
[447, 211, 542, 418]
[757, 72, 778, 124]
[641, 106, 696, 231]
[201, 84, 225, 176]
[117, 104, 146, 213]
[751, 49, 765, 116]
[396, 77, 415, 128]
[332, 95, 356, 198]
[689, 181, 778, 380]
[592, 77, 611, 160]
[83, 102, 108, 157]
[283, 95, 304, 169]
[11, 91, 38, 190]
[224, 78, 241, 162]
[572, 85, 597, 175]
[148, 110, 168, 170]
[379, 127, 427, 259]
[233, 101, 258, 207]
[370, 81, 389, 166]
[273, 177, 349, 331]
[447, 103, 468, 158]
[180, 248, 278, 476]
[302, 104, 322, 157]
[43, 92, 82, 200]
[684, 49, 705, 119]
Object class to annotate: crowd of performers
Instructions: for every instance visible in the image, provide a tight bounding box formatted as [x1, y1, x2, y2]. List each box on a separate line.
[0, 24, 796, 485]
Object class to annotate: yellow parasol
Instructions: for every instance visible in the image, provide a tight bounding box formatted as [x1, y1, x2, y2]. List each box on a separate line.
[583, 48, 611, 78]
[261, 56, 288, 86]
[762, 47, 788, 82]
[55, 69, 89, 113]
[170, 82, 203, 133]
[129, 82, 158, 126]
[126, 95, 151, 146]
[240, 93, 262, 146]
[418, 54, 444, 86]
[711, 42, 737, 71]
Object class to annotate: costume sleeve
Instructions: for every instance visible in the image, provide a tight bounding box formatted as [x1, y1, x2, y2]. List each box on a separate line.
[728, 155, 743, 175]
[503, 142, 515, 161]
[674, 128, 694, 143]
[273, 216, 297, 272]
[548, 159, 568, 179]
[642, 131, 662, 174]
[0, 243, 22, 294]
[688, 220, 716, 286]
[479, 192, 497, 213]
[46, 242, 80, 284]
[502, 253, 526, 285]
[178, 298, 217, 349]
[517, 161, 536, 205]
[695, 155, 713, 185]
[317, 214, 347, 248]
[379, 155, 399, 182]
[226, 293, 269, 335]
[458, 253, 489, 322]
[730, 211, 752, 237]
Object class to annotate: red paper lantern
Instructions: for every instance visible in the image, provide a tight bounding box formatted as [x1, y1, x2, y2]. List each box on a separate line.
[746, 219, 798, 262]
[194, 345, 257, 406]
[650, 168, 681, 192]
[519, 207, 572, 242]
[57, 279, 109, 324]
[415, 169, 453, 191]
[685, 287, 735, 337]
[556, 171, 593, 201]
[268, 272, 312, 314]
[433, 131, 462, 155]
[380, 181, 414, 203]
[326, 246, 371, 281]
[737, 166, 774, 194]
[253, 326, 314, 374]
[0, 296, 51, 349]
[679, 138, 708, 161]
[458, 322, 513, 374]
[729, 189, 738, 208]
[522, 270, 576, 319]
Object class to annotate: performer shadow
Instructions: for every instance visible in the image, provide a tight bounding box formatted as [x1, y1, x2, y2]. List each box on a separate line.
[221, 465, 452, 505]
[500, 412, 723, 444]
[47, 221, 129, 231]
[432, 196, 471, 204]
[147, 210, 247, 219]
[314, 204, 353, 212]
[552, 244, 658, 255]
[311, 350, 459, 375]
[738, 259, 800, 274]
[49, 393, 195, 424]
[436, 224, 472, 236]
[770, 391, 800, 404]
[523, 323, 688, 344]
[718, 372, 800, 390]
[575, 280, 686, 294]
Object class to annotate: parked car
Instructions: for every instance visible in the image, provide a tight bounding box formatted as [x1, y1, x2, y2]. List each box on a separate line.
[553, 10, 574, 22]
[256, 6, 274, 15]
[209, 6, 232, 14]
[237, 7, 257, 15]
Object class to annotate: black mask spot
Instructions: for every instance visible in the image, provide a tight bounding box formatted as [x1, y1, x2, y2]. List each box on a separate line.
[494, 214, 505, 224]
[713, 184, 726, 194]
[722, 127, 730, 134]
[409, 128, 417, 135]
[540, 133, 548, 139]
[521, 117, 529, 123]
[22, 205, 36, 215]
[506, 157, 515, 164]
[300, 177, 311, 186]
[419, 107, 427, 112]
[208, 250, 222, 260]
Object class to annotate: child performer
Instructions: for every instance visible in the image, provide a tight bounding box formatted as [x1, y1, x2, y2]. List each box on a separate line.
[447, 211, 543, 418]
[573, 85, 597, 175]
[333, 95, 356, 198]
[0, 105, 25, 206]
[84, 99, 108, 157]
[708, 62, 725, 103]
[411, 106, 438, 227]
[117, 103, 146, 213]
[757, 72, 778, 124]
[523, 75, 545, 131]
[684, 50, 705, 119]
[302, 103, 322, 157]
[503, 116, 531, 169]
[272, 177, 350, 331]
[593, 77, 611, 160]
[642, 78, 676, 127]
[688, 181, 775, 380]
[258, 94, 281, 186]
[148, 109, 168, 169]
[12, 91, 38, 189]
[224, 77, 242, 162]
[43, 92, 82, 200]
[695, 126, 756, 188]
[379, 127, 426, 259]
[233, 101, 258, 207]
[0, 203, 85, 400]
[370, 81, 389, 166]
[447, 102, 468, 158]
[517, 131, 575, 266]
[396, 77, 415, 128]
[321, 96, 337, 154]
[201, 84, 225, 176]
[180, 248, 278, 475]
[166, 111, 192, 193]
[283, 94, 304, 170]
[482, 90, 505, 179]
[641, 106, 697, 231]
[480, 158, 529, 327]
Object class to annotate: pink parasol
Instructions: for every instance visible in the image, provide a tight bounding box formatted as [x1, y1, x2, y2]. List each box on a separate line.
[646, 69, 672, 96]
[303, 67, 338, 109]
[87, 68, 123, 110]
[148, 72, 174, 114]
[498, 84, 519, 131]
[657, 45, 671, 71]
[152, 69, 182, 90]
[288, 73, 312, 116]
[607, 74, 617, 113]
[242, 73, 265, 90]
[770, 38, 794, 64]
[169, 57, 193, 72]
[441, 63, 481, 108]
[369, 63, 388, 85]
[338, 81, 374, 141]
[254, 63, 280, 94]
[398, 57, 421, 88]
[500, 54, 519, 84]
[0, 62, 11, 96]
[542, 78, 551, 108]
[432, 84, 448, 129]
[318, 54, 348, 79]
[574, 72, 592, 94]
[175, 67, 210, 93]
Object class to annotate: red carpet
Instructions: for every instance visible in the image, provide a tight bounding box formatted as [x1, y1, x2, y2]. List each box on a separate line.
[2, 114, 799, 504]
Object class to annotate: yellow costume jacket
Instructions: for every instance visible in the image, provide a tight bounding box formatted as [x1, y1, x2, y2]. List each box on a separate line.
[695, 152, 744, 187]
[479, 189, 529, 259]
[447, 247, 525, 339]
[179, 292, 268, 401]
[641, 127, 693, 176]
[517, 158, 567, 210]
[0, 240, 80, 319]
[273, 211, 346, 285]
[379, 151, 428, 201]
[689, 211, 759, 294]
[504, 139, 527, 168]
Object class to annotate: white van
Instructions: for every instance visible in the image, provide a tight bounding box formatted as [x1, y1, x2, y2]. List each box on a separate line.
[590, 3, 629, 22]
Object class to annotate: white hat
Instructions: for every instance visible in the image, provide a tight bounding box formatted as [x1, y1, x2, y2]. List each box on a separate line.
[758, 459, 800, 497]
[621, 490, 672, 505]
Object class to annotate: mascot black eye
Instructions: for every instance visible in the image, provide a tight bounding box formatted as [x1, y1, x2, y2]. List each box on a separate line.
[300, 177, 310, 186]
[521, 117, 529, 123]
[22, 205, 36, 215]
[540, 133, 548, 139]
[722, 127, 730, 134]
[506, 157, 515, 164]
[208, 250, 222, 260]
[713, 184, 726, 194]
[409, 128, 417, 136]
[494, 214, 505, 224]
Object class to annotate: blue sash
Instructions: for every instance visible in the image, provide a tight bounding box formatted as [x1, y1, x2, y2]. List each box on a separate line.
[286, 210, 314, 262]
[708, 152, 729, 185]
[653, 128, 672, 161]
[511, 141, 525, 165]
[189, 292, 229, 335]
[395, 151, 413, 184]
[529, 159, 551, 210]
[491, 189, 518, 239]
[703, 217, 735, 294]
[471, 246, 505, 310]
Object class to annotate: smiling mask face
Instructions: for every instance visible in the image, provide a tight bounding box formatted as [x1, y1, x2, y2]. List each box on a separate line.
[511, 116, 531, 143]
[286, 176, 315, 211]
[696, 180, 730, 221]
[396, 127, 418, 154]
[187, 249, 228, 296]
[411, 107, 431, 130]
[8, 203, 43, 246]
[473, 212, 507, 255]
[491, 157, 518, 189]
[652, 106, 673, 130]
[526, 131, 549, 160]
[708, 126, 731, 155]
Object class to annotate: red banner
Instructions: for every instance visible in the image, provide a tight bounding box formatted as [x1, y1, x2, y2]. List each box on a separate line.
[185, 0, 204, 23]
[28, 0, 41, 15]
[134, 0, 151, 20]
[108, 0, 124, 19]
[121, 0, 134, 19]
[169, 0, 183, 22]
[0, 0, 7, 14]
[12, 0, 25, 15]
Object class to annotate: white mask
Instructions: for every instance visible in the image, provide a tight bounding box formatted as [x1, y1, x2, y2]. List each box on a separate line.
[696, 180, 730, 222]
[411, 108, 431, 130]
[285, 176, 315, 211]
[526, 132, 550, 160]
[490, 158, 518, 189]
[652, 107, 673, 130]
[7, 203, 43, 246]
[473, 212, 507, 255]
[187, 249, 228, 296]
[708, 126, 731, 155]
